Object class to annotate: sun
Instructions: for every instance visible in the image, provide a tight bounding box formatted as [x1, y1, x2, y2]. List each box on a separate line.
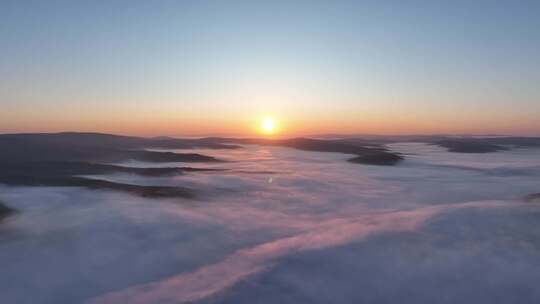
[260, 117, 276, 134]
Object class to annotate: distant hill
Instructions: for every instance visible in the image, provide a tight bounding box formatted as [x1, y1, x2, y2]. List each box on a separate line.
[5, 132, 537, 198]
[0, 132, 233, 198]
[0, 201, 15, 220]
[0, 133, 406, 197]
[0, 132, 237, 163]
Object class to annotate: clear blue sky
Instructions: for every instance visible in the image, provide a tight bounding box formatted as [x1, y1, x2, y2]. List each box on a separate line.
[1, 0, 539, 136]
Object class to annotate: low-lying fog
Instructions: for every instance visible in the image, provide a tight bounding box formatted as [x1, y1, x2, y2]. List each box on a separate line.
[1, 143, 540, 303]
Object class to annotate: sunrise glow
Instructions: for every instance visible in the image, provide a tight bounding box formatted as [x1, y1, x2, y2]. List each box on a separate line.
[260, 117, 276, 135]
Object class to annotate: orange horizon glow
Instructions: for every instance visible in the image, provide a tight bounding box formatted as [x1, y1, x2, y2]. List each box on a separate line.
[1, 113, 540, 138]
[2, 2, 540, 139]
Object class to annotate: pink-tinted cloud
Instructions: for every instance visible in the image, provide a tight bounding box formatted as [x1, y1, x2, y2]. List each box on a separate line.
[90, 201, 507, 304]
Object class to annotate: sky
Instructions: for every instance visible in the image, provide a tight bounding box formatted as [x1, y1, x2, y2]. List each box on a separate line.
[1, 0, 539, 137]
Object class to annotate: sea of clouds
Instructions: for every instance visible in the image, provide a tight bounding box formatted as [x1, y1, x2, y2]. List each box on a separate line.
[1, 143, 540, 304]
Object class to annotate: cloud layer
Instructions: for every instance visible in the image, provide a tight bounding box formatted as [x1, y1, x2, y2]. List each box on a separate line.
[1, 143, 540, 304]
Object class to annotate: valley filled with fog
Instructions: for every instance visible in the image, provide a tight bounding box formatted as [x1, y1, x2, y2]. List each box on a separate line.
[1, 143, 540, 304]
